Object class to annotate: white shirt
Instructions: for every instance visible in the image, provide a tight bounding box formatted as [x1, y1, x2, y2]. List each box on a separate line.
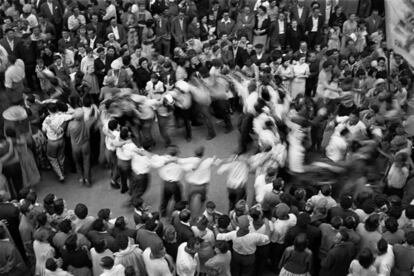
[278, 20, 285, 34]
[185, 157, 218, 185]
[5, 59, 25, 88]
[176, 243, 198, 276]
[116, 140, 139, 161]
[217, 160, 249, 189]
[374, 244, 394, 276]
[307, 192, 337, 209]
[103, 4, 117, 21]
[244, 92, 259, 115]
[104, 128, 119, 151]
[152, 156, 189, 182]
[142, 248, 173, 276]
[311, 16, 319, 32]
[387, 163, 409, 189]
[131, 153, 152, 175]
[325, 133, 347, 162]
[100, 264, 125, 276]
[254, 174, 273, 204]
[217, 231, 269, 255]
[297, 6, 303, 18]
[42, 112, 73, 141]
[270, 213, 297, 243]
[111, 26, 120, 40]
[47, 2, 54, 15]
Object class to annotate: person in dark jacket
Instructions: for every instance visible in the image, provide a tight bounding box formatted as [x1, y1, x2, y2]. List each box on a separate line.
[173, 209, 195, 244]
[320, 230, 356, 276]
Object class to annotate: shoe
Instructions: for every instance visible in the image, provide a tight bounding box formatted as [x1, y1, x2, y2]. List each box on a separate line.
[110, 181, 120, 189]
[120, 188, 129, 194]
[186, 136, 192, 142]
[84, 179, 92, 187]
[192, 121, 203, 126]
[58, 176, 65, 183]
[206, 134, 216, 140]
[224, 126, 234, 133]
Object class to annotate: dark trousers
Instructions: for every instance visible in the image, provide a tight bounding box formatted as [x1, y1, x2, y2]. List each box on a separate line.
[270, 242, 286, 272]
[196, 104, 216, 137]
[254, 244, 270, 276]
[155, 37, 171, 57]
[72, 142, 91, 182]
[105, 149, 118, 183]
[130, 173, 149, 198]
[175, 107, 192, 139]
[228, 187, 246, 211]
[139, 118, 154, 148]
[160, 180, 182, 216]
[308, 31, 322, 49]
[157, 113, 171, 145]
[238, 113, 254, 154]
[305, 75, 318, 97]
[117, 159, 131, 192]
[3, 162, 23, 199]
[231, 251, 255, 276]
[211, 99, 233, 131]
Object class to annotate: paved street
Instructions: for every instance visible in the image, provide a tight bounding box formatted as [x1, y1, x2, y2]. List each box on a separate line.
[36, 116, 257, 222]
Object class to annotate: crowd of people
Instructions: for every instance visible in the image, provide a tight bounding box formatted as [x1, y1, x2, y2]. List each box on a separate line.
[2, 0, 414, 275]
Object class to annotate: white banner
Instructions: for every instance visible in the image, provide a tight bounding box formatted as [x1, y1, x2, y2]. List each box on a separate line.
[385, 0, 414, 66]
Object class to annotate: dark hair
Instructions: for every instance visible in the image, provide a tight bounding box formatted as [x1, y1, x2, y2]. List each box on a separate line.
[384, 217, 398, 233]
[26, 190, 37, 204]
[92, 219, 106, 232]
[94, 239, 107, 253]
[358, 248, 374, 269]
[100, 256, 114, 269]
[115, 216, 126, 230]
[215, 240, 229, 253]
[377, 238, 388, 255]
[120, 127, 129, 140]
[179, 209, 191, 223]
[75, 203, 88, 219]
[294, 233, 307, 252]
[364, 214, 380, 232]
[145, 217, 158, 231]
[98, 209, 111, 221]
[37, 212, 48, 226]
[45, 258, 58, 271]
[340, 194, 353, 209]
[65, 234, 78, 252]
[58, 219, 72, 234]
[330, 216, 343, 229]
[218, 214, 231, 229]
[0, 225, 6, 239]
[362, 199, 376, 215]
[53, 198, 65, 215]
[206, 201, 216, 209]
[344, 216, 357, 230]
[108, 119, 118, 131]
[320, 184, 332, 196]
[406, 231, 414, 245]
[43, 193, 55, 215]
[116, 234, 129, 250]
[405, 206, 414, 220]
[187, 237, 201, 250]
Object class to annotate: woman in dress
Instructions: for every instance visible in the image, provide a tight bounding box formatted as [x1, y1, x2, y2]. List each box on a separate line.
[276, 55, 294, 95]
[348, 248, 377, 276]
[291, 54, 309, 99]
[279, 233, 313, 276]
[33, 229, 55, 276]
[253, 6, 270, 48]
[5, 128, 40, 188]
[341, 13, 358, 50]
[80, 47, 100, 102]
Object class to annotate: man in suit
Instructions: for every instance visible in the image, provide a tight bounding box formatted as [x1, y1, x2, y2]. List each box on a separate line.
[57, 29, 77, 53]
[251, 43, 269, 65]
[171, 10, 187, 47]
[153, 12, 171, 57]
[87, 27, 101, 50]
[311, 0, 338, 25]
[236, 6, 255, 41]
[106, 17, 127, 43]
[94, 47, 108, 87]
[0, 28, 19, 56]
[173, 209, 195, 244]
[305, 7, 324, 49]
[217, 10, 236, 37]
[87, 219, 119, 252]
[38, 15, 56, 41]
[269, 11, 288, 50]
[232, 37, 250, 68]
[0, 192, 25, 257]
[365, 9, 384, 35]
[40, 0, 63, 32]
[291, 0, 310, 29]
[87, 14, 105, 41]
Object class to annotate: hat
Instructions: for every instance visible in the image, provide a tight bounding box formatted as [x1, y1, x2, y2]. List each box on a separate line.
[373, 78, 386, 86]
[22, 4, 32, 13]
[390, 135, 407, 149]
[103, 75, 116, 86]
[275, 203, 289, 219]
[237, 215, 250, 229]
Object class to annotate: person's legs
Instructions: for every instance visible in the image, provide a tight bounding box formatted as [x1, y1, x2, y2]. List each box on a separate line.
[140, 118, 155, 148]
[160, 180, 175, 217]
[157, 113, 171, 146]
[238, 114, 253, 154]
[82, 142, 91, 184]
[212, 100, 233, 132]
[130, 173, 150, 198]
[71, 143, 84, 181]
[198, 104, 216, 139]
[47, 139, 64, 180]
[3, 162, 23, 199]
[56, 139, 66, 173]
[117, 159, 131, 193]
